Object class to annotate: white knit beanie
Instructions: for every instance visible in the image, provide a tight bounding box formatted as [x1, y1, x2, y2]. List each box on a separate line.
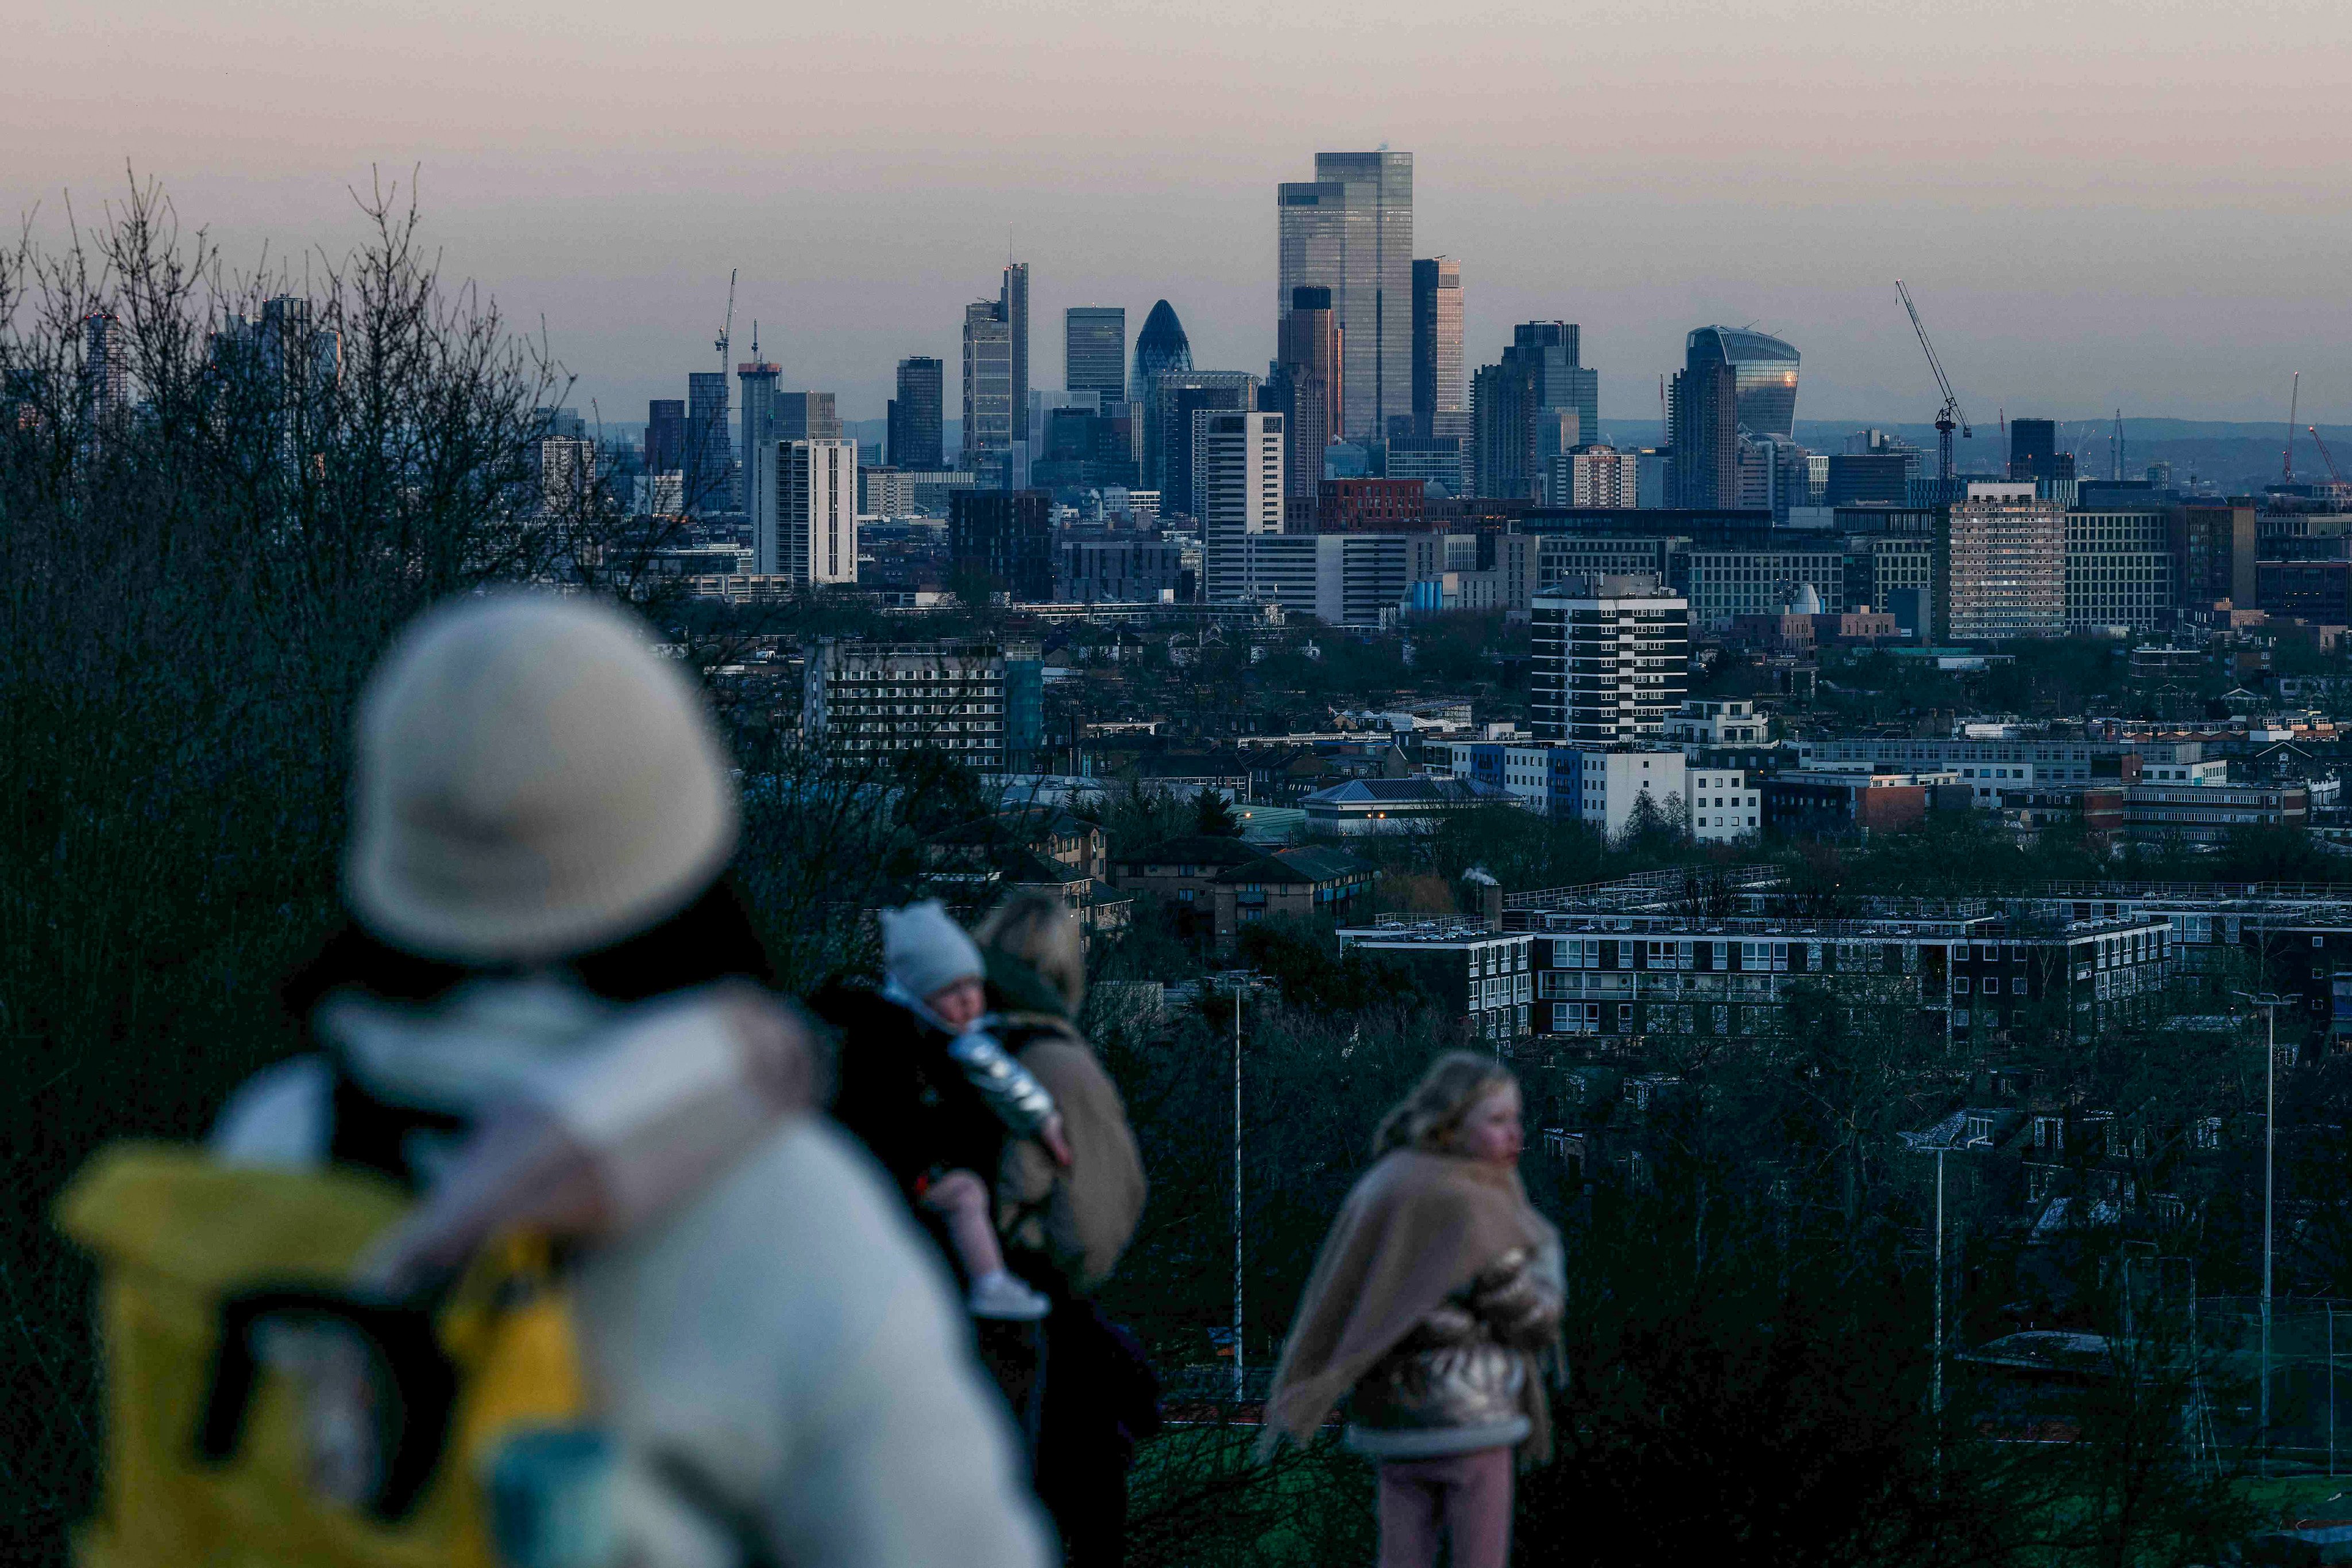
[345, 591, 739, 965]
[881, 901, 984, 1003]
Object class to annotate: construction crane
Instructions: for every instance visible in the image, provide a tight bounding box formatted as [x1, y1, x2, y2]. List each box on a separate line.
[1895, 280, 1972, 481]
[714, 268, 737, 371]
[2284, 371, 2301, 483]
[2309, 424, 2345, 484]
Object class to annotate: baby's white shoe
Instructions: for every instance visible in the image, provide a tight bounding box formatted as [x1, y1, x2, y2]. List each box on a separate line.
[968, 1269, 1051, 1321]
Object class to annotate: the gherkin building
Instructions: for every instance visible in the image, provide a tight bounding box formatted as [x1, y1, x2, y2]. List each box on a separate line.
[1131, 299, 1193, 396]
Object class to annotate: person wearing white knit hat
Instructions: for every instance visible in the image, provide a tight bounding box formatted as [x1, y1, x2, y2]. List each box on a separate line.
[211, 591, 1050, 1568]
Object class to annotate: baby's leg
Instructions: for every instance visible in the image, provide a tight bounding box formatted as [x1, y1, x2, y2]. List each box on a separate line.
[920, 1168, 1005, 1279]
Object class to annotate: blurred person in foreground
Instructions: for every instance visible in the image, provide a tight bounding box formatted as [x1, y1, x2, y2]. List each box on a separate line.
[1260, 1053, 1563, 1568]
[209, 591, 1051, 1568]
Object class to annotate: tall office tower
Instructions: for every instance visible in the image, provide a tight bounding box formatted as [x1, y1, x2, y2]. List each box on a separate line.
[685, 371, 733, 512]
[751, 437, 858, 584]
[1667, 359, 1738, 508]
[777, 392, 841, 441]
[82, 310, 129, 420]
[645, 399, 686, 474]
[962, 300, 1014, 472]
[889, 357, 945, 469]
[1145, 370, 1256, 512]
[1277, 150, 1412, 439]
[1002, 262, 1031, 442]
[1529, 574, 1690, 744]
[949, 489, 1055, 603]
[1065, 307, 1126, 403]
[2008, 418, 2075, 484]
[1470, 322, 1596, 500]
[1939, 482, 2064, 642]
[1274, 285, 1342, 500]
[737, 357, 781, 480]
[1411, 258, 1465, 440]
[1131, 299, 1194, 393]
[1682, 326, 1799, 439]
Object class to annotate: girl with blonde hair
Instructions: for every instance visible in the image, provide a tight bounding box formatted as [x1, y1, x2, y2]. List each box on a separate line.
[1262, 1052, 1563, 1568]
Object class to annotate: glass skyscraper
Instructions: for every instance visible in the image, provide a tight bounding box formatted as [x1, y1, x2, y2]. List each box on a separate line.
[1412, 257, 1463, 441]
[1683, 326, 1799, 439]
[889, 357, 944, 470]
[1132, 299, 1193, 391]
[962, 302, 1013, 471]
[1064, 307, 1126, 403]
[1278, 150, 1412, 441]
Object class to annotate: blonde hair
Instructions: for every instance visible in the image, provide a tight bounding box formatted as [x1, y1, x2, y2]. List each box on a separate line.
[1374, 1052, 1517, 1157]
[973, 891, 1087, 1017]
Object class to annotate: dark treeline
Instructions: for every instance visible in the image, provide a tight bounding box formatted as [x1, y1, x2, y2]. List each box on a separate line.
[0, 186, 2310, 1566]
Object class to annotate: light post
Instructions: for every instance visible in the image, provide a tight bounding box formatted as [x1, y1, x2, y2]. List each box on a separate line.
[2236, 988, 2289, 1465]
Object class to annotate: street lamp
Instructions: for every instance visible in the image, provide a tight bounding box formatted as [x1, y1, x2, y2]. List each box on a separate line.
[2235, 988, 2291, 1463]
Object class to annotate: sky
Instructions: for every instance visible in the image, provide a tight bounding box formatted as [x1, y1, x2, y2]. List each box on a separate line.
[11, 0, 2352, 432]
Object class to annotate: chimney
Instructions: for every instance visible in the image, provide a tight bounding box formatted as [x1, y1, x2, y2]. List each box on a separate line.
[1462, 865, 1503, 931]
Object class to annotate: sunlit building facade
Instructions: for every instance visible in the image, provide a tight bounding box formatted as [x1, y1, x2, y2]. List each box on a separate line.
[1683, 326, 1800, 439]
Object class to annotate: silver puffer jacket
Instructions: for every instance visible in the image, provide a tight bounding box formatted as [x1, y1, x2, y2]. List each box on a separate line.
[1345, 1241, 1565, 1459]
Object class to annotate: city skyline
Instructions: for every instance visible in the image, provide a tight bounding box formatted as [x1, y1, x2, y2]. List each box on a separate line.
[11, 0, 2351, 427]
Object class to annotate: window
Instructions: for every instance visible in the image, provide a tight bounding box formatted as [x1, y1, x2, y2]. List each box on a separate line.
[1954, 976, 1971, 994]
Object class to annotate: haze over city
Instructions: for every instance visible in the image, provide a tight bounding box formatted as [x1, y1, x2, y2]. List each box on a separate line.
[13, 0, 2352, 424]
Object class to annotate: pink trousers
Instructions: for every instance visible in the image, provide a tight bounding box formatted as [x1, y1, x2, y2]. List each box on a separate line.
[1376, 1446, 1514, 1568]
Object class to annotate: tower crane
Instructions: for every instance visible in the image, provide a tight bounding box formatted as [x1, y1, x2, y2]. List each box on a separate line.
[715, 268, 737, 371]
[1895, 281, 1972, 481]
[2309, 424, 2345, 485]
[2284, 371, 2300, 484]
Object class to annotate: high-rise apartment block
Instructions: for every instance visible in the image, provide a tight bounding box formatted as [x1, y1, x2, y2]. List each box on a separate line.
[1565, 447, 1641, 508]
[889, 357, 945, 470]
[949, 489, 1055, 603]
[1938, 483, 2064, 642]
[1065, 307, 1126, 403]
[802, 637, 1042, 770]
[1530, 575, 1690, 744]
[1146, 371, 1256, 514]
[1002, 263, 1031, 443]
[1472, 322, 1596, 501]
[963, 301, 1014, 472]
[1411, 257, 1465, 441]
[751, 438, 858, 585]
[1200, 411, 1285, 538]
[1277, 150, 1412, 439]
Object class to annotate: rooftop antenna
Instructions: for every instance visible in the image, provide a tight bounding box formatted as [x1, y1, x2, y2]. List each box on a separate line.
[750, 319, 759, 358]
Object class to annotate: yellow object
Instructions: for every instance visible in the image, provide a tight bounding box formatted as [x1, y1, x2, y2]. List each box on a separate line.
[57, 1144, 597, 1568]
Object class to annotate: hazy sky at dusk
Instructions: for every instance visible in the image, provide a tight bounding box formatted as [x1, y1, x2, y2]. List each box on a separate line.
[12, 0, 2352, 431]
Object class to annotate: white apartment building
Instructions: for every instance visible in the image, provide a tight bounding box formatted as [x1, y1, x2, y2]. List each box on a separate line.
[1663, 698, 1768, 745]
[1203, 531, 1409, 628]
[752, 438, 859, 584]
[1199, 410, 1284, 602]
[1548, 446, 1640, 508]
[1687, 767, 1757, 841]
[1531, 575, 1691, 744]
[1576, 750, 1687, 840]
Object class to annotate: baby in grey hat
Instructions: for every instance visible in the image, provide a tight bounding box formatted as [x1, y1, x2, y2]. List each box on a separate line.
[881, 901, 1068, 1322]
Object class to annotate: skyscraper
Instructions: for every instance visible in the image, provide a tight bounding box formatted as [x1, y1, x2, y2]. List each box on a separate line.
[751, 438, 858, 585]
[1273, 285, 1342, 502]
[82, 310, 129, 422]
[2008, 418, 2074, 484]
[1002, 262, 1031, 443]
[1470, 323, 1596, 501]
[1667, 360, 1738, 509]
[776, 392, 841, 441]
[1148, 373, 1257, 514]
[889, 357, 944, 469]
[1683, 326, 1800, 439]
[1411, 258, 1464, 440]
[737, 356, 781, 481]
[685, 370, 733, 512]
[1132, 300, 1194, 395]
[963, 301, 1013, 472]
[1065, 307, 1126, 403]
[1277, 150, 1412, 439]
[645, 399, 686, 474]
